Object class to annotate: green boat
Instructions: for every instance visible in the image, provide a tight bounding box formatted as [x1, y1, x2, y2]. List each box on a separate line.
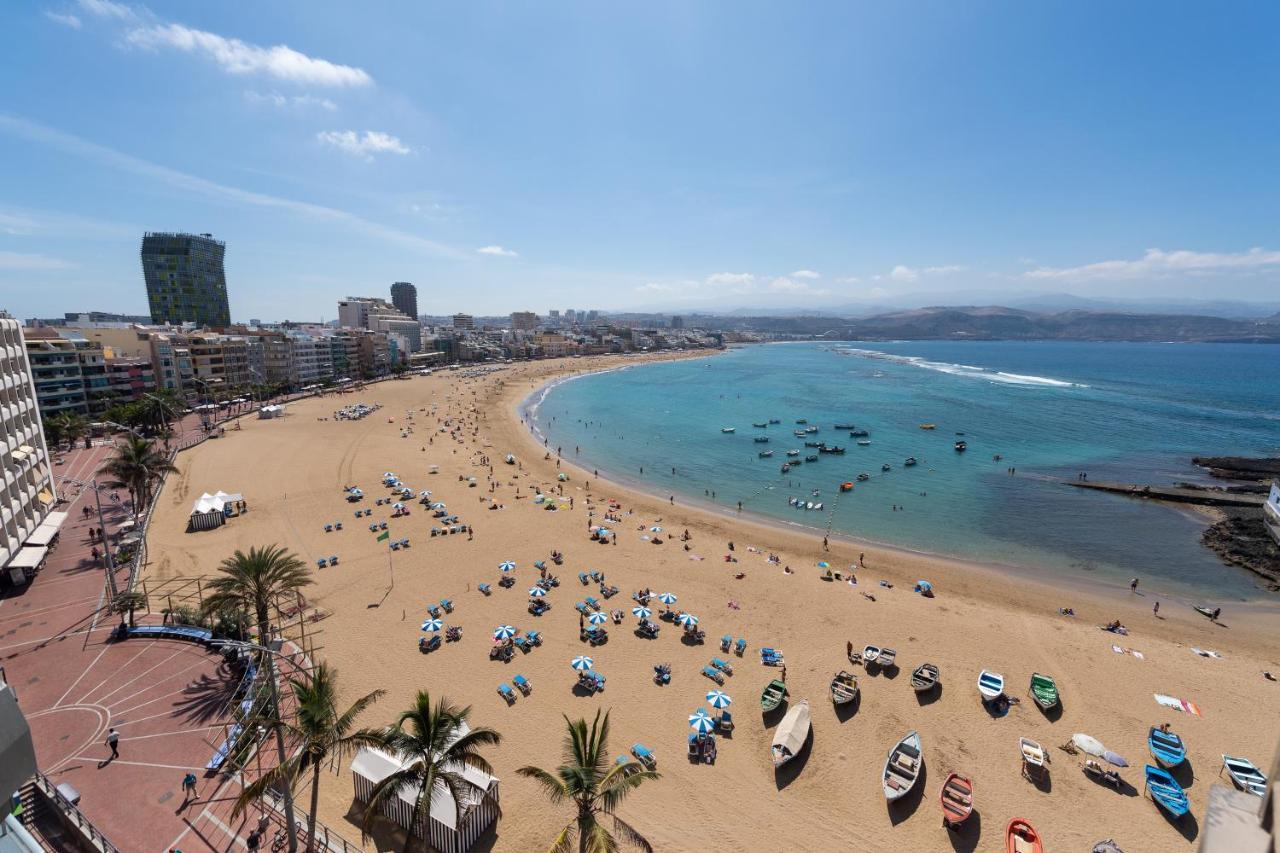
[761, 679, 788, 712]
[1029, 672, 1059, 711]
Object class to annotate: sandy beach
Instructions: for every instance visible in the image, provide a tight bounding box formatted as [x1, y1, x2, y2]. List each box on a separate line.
[142, 354, 1280, 852]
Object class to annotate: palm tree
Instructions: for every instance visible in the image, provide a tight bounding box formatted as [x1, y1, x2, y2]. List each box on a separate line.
[201, 544, 312, 644]
[518, 711, 659, 853]
[233, 664, 385, 850]
[362, 692, 502, 853]
[109, 590, 148, 628]
[101, 435, 177, 514]
[46, 411, 88, 449]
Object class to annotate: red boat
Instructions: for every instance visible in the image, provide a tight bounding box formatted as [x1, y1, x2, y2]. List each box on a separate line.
[1006, 817, 1042, 853]
[940, 772, 973, 828]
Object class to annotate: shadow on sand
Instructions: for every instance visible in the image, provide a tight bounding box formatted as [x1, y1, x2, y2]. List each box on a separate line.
[887, 760, 928, 825]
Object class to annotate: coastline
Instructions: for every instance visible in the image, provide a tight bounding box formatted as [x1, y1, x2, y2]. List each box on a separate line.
[503, 356, 1280, 636]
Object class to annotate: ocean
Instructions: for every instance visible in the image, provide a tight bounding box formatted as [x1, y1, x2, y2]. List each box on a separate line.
[524, 341, 1280, 600]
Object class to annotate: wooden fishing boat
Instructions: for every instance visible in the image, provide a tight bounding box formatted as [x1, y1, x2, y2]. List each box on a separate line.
[1083, 759, 1123, 789]
[760, 679, 788, 713]
[911, 663, 940, 692]
[939, 772, 973, 828]
[862, 645, 880, 665]
[830, 671, 859, 705]
[882, 731, 923, 801]
[1006, 817, 1042, 853]
[770, 700, 810, 767]
[1019, 737, 1048, 779]
[1148, 726, 1186, 768]
[875, 647, 897, 669]
[1144, 764, 1189, 817]
[977, 670, 1004, 701]
[1221, 754, 1267, 796]
[1029, 672, 1059, 711]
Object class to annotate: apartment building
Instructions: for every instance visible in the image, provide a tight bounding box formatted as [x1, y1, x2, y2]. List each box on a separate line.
[1, 319, 57, 576]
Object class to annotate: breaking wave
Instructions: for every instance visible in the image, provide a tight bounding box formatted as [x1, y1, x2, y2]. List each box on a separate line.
[836, 348, 1088, 388]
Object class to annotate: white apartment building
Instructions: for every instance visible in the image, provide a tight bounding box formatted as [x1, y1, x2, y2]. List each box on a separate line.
[1, 319, 58, 581]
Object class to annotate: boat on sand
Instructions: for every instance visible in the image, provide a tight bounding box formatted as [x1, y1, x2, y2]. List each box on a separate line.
[978, 670, 1004, 701]
[760, 679, 788, 713]
[940, 772, 973, 828]
[1221, 754, 1267, 796]
[1144, 764, 1190, 817]
[830, 671, 858, 704]
[911, 663, 940, 692]
[771, 700, 810, 767]
[1006, 817, 1042, 853]
[882, 731, 923, 801]
[1148, 726, 1186, 768]
[1019, 737, 1048, 779]
[1029, 672, 1059, 711]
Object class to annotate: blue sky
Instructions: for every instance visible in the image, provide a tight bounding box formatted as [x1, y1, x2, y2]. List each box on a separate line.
[2, 1, 1279, 320]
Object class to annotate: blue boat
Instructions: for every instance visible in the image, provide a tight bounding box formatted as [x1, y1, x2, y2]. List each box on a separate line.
[1148, 726, 1186, 768]
[1144, 765, 1189, 817]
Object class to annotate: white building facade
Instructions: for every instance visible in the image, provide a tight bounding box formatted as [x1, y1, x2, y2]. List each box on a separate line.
[1, 319, 57, 577]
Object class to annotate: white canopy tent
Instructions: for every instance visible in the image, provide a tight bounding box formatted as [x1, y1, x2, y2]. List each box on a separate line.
[189, 491, 245, 531]
[5, 546, 47, 585]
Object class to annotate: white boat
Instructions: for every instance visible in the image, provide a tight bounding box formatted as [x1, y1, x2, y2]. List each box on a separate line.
[863, 645, 880, 664]
[830, 671, 859, 705]
[856, 439, 872, 446]
[771, 699, 811, 767]
[786, 449, 800, 457]
[1020, 737, 1047, 777]
[1222, 754, 1267, 796]
[721, 427, 735, 433]
[882, 731, 924, 800]
[977, 670, 1004, 701]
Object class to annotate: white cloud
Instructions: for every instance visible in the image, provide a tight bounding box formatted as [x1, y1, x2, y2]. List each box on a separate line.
[477, 245, 518, 258]
[126, 23, 373, 87]
[768, 276, 828, 295]
[835, 276, 861, 284]
[789, 269, 821, 279]
[317, 130, 410, 159]
[890, 265, 918, 282]
[923, 264, 965, 275]
[77, 0, 134, 20]
[706, 272, 755, 286]
[0, 251, 76, 271]
[636, 282, 677, 294]
[244, 90, 337, 111]
[45, 11, 83, 28]
[1024, 247, 1280, 281]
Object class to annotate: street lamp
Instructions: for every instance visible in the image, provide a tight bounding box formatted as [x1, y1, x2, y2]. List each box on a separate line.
[209, 637, 301, 852]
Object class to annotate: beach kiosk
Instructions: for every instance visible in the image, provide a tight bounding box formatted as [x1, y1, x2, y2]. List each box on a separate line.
[188, 491, 245, 531]
[352, 738, 500, 853]
[258, 404, 284, 419]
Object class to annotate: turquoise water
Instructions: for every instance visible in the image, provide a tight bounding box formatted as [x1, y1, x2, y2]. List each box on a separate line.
[525, 342, 1280, 599]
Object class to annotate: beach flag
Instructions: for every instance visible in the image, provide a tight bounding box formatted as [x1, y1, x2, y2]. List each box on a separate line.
[376, 530, 390, 542]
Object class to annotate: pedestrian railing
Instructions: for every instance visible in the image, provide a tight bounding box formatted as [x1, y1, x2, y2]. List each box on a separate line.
[29, 771, 122, 853]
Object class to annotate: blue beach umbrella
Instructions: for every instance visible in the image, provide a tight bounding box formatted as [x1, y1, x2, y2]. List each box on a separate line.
[650, 526, 663, 533]
[528, 586, 547, 598]
[571, 655, 594, 671]
[817, 561, 830, 568]
[587, 611, 609, 625]
[493, 625, 517, 640]
[657, 592, 678, 606]
[420, 618, 443, 632]
[499, 560, 516, 572]
[689, 714, 716, 734]
[689, 708, 711, 720]
[677, 613, 699, 628]
[706, 690, 732, 709]
[631, 606, 652, 619]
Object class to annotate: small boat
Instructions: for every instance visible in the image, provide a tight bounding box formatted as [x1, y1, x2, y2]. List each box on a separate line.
[920, 423, 936, 430]
[881, 463, 891, 472]
[805, 426, 819, 434]
[760, 679, 788, 712]
[794, 430, 809, 438]
[911, 663, 939, 692]
[904, 457, 917, 466]
[1083, 759, 1124, 789]
[1221, 754, 1267, 796]
[856, 439, 872, 446]
[1148, 726, 1186, 768]
[768, 418, 781, 424]
[810, 502, 824, 510]
[977, 670, 1004, 701]
[771, 700, 811, 767]
[721, 427, 735, 433]
[780, 463, 791, 473]
[804, 454, 819, 463]
[752, 422, 768, 428]
[1019, 737, 1047, 777]
[819, 445, 845, 454]
[940, 772, 973, 828]
[1144, 765, 1190, 817]
[849, 429, 870, 437]
[786, 449, 800, 457]
[876, 647, 897, 668]
[1193, 605, 1220, 621]
[954, 440, 967, 452]
[1029, 673, 1059, 711]
[754, 436, 770, 443]
[856, 473, 870, 482]
[1006, 818, 1042, 853]
[839, 482, 854, 492]
[882, 731, 923, 801]
[795, 419, 807, 425]
[830, 671, 859, 704]
[804, 440, 824, 447]
[833, 423, 857, 430]
[862, 645, 880, 664]
[758, 450, 774, 458]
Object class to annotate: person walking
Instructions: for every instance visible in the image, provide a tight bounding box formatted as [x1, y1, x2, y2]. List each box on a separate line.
[245, 828, 263, 851]
[1130, 577, 1139, 593]
[1153, 601, 1160, 617]
[181, 772, 198, 802]
[105, 728, 119, 759]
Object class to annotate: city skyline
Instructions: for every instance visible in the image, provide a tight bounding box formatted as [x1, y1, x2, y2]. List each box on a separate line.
[3, 2, 1280, 321]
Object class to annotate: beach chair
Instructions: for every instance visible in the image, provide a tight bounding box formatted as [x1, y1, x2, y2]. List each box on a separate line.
[324, 524, 333, 533]
[579, 572, 590, 585]
[631, 743, 657, 769]
[440, 599, 453, 613]
[684, 628, 706, 644]
[525, 630, 542, 646]
[653, 663, 671, 684]
[735, 638, 747, 656]
[585, 628, 608, 646]
[431, 528, 441, 537]
[379, 521, 388, 530]
[590, 571, 602, 582]
[718, 710, 735, 733]
[575, 601, 589, 614]
[427, 605, 441, 619]
[316, 558, 328, 568]
[497, 683, 515, 704]
[513, 636, 528, 652]
[334, 522, 342, 530]
[355, 511, 363, 519]
[390, 542, 400, 551]
[584, 596, 601, 611]
[328, 555, 338, 565]
[720, 635, 732, 652]
[638, 620, 660, 639]
[365, 509, 373, 516]
[419, 635, 441, 653]
[701, 666, 725, 685]
[478, 583, 491, 595]
[600, 585, 619, 599]
[761, 648, 784, 666]
[400, 538, 410, 548]
[528, 600, 549, 616]
[688, 734, 705, 760]
[711, 657, 734, 676]
[513, 674, 532, 695]
[592, 673, 606, 691]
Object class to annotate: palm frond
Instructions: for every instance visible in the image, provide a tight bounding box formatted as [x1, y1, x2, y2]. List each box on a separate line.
[609, 814, 654, 853]
[517, 766, 570, 804]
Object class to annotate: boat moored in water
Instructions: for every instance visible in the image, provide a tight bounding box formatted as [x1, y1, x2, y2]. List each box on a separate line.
[856, 473, 870, 482]
[819, 445, 845, 454]
[856, 439, 872, 446]
[840, 482, 854, 492]
[881, 463, 891, 472]
[754, 436, 770, 443]
[758, 450, 774, 458]
[904, 457, 918, 466]
[920, 423, 936, 430]
[721, 427, 736, 434]
[850, 429, 870, 437]
[954, 440, 967, 452]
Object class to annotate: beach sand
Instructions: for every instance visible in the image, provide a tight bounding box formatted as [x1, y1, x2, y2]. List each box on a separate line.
[143, 355, 1280, 852]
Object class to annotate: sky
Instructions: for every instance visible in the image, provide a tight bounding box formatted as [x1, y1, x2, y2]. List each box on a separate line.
[2, 1, 1279, 321]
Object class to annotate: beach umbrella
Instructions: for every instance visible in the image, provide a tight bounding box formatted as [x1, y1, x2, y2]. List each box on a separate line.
[430, 502, 446, 509]
[657, 592, 678, 606]
[631, 606, 652, 619]
[689, 708, 711, 720]
[493, 625, 517, 640]
[420, 618, 443, 632]
[1072, 733, 1106, 757]
[418, 489, 432, 497]
[499, 560, 516, 572]
[571, 655, 594, 671]
[587, 611, 609, 625]
[677, 613, 699, 628]
[597, 528, 611, 536]
[383, 472, 396, 478]
[650, 526, 663, 533]
[706, 690, 732, 709]
[1103, 751, 1129, 768]
[689, 714, 716, 734]
[393, 503, 405, 509]
[817, 561, 830, 568]
[528, 586, 547, 598]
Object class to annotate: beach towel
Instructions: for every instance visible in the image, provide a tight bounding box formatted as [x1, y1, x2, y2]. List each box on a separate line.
[1190, 647, 1223, 659]
[1111, 645, 1145, 660]
[1154, 693, 1203, 717]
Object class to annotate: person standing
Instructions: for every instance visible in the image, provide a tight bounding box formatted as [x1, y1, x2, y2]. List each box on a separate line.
[245, 828, 262, 851]
[182, 772, 198, 802]
[1153, 601, 1160, 617]
[1130, 577, 1139, 593]
[105, 728, 119, 759]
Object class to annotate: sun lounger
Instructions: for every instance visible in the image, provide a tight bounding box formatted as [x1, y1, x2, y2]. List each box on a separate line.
[721, 635, 732, 652]
[653, 663, 671, 684]
[702, 666, 725, 685]
[514, 674, 532, 695]
[761, 648, 784, 666]
[445, 627, 462, 642]
[497, 683, 515, 704]
[632, 743, 657, 769]
[334, 522, 342, 530]
[525, 630, 542, 646]
[584, 596, 601, 610]
[478, 583, 491, 595]
[427, 605, 441, 618]
[440, 599, 453, 612]
[711, 657, 734, 675]
[735, 638, 747, 656]
[419, 635, 441, 653]
[579, 572, 590, 585]
[513, 637, 528, 651]
[324, 524, 333, 532]
[688, 734, 702, 759]
[718, 710, 735, 732]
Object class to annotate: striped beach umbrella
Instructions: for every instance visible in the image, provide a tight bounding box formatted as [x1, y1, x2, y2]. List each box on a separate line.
[420, 618, 443, 632]
[689, 714, 716, 734]
[429, 502, 446, 509]
[587, 611, 609, 625]
[418, 489, 432, 497]
[657, 592, 678, 606]
[493, 625, 517, 640]
[706, 690, 732, 709]
[499, 560, 516, 572]
[677, 613, 699, 628]
[570, 655, 594, 671]
[650, 526, 663, 533]
[631, 606, 652, 619]
[528, 586, 547, 598]
[689, 708, 711, 720]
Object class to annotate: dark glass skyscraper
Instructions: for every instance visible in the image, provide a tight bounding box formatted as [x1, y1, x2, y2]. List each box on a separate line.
[140, 232, 231, 327]
[390, 281, 418, 321]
